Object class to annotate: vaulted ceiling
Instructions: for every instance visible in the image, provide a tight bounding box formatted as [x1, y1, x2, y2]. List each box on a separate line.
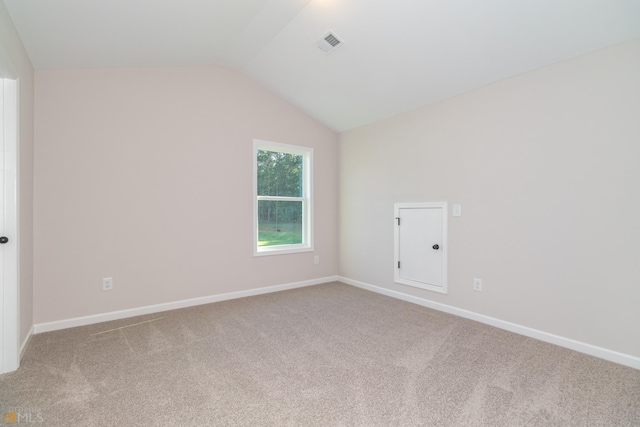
[5, 0, 640, 132]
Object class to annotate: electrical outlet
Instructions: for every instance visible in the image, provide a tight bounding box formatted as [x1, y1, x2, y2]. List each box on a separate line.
[314, 255, 320, 265]
[473, 278, 482, 292]
[102, 277, 113, 291]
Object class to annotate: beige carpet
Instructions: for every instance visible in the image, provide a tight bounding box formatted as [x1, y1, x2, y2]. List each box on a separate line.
[1, 282, 639, 426]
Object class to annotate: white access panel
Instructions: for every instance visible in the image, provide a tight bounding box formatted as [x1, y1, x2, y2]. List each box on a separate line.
[394, 203, 447, 294]
[1, 78, 19, 374]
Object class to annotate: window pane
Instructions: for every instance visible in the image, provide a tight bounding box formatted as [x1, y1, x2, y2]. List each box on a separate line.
[257, 150, 302, 197]
[258, 200, 303, 247]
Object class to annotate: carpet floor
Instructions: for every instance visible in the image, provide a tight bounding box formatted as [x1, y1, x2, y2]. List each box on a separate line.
[1, 282, 639, 426]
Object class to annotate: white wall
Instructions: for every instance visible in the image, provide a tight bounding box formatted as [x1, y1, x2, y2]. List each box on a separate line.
[34, 66, 338, 324]
[339, 38, 640, 358]
[0, 2, 34, 351]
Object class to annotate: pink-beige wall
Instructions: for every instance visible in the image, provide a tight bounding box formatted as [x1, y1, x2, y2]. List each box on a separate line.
[339, 38, 640, 358]
[0, 2, 35, 351]
[34, 66, 338, 323]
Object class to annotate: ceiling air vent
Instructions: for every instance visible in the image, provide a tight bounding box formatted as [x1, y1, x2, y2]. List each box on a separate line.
[317, 31, 344, 53]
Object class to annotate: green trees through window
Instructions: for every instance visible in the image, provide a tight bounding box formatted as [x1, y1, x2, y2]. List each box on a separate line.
[254, 140, 312, 254]
[257, 151, 302, 198]
[257, 150, 303, 246]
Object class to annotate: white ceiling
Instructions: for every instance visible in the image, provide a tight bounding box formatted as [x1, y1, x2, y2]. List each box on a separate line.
[4, 0, 640, 132]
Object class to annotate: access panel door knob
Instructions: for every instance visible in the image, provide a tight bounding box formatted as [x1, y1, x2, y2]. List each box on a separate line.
[432, 244, 439, 250]
[0, 236, 8, 244]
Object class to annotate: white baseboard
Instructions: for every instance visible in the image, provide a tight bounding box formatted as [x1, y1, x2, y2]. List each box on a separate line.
[20, 325, 34, 360]
[339, 276, 640, 370]
[34, 276, 339, 334]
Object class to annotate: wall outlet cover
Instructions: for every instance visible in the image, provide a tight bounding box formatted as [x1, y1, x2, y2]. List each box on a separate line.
[103, 277, 113, 291]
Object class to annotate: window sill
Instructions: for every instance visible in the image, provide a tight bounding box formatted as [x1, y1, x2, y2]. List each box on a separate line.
[254, 245, 313, 257]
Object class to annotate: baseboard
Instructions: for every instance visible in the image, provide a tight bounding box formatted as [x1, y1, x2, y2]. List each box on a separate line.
[338, 276, 640, 370]
[20, 325, 34, 360]
[34, 276, 339, 334]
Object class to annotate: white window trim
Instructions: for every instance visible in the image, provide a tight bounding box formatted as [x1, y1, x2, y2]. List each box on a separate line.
[253, 139, 313, 256]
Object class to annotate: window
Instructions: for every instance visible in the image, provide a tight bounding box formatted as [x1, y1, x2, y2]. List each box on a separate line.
[254, 140, 313, 255]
